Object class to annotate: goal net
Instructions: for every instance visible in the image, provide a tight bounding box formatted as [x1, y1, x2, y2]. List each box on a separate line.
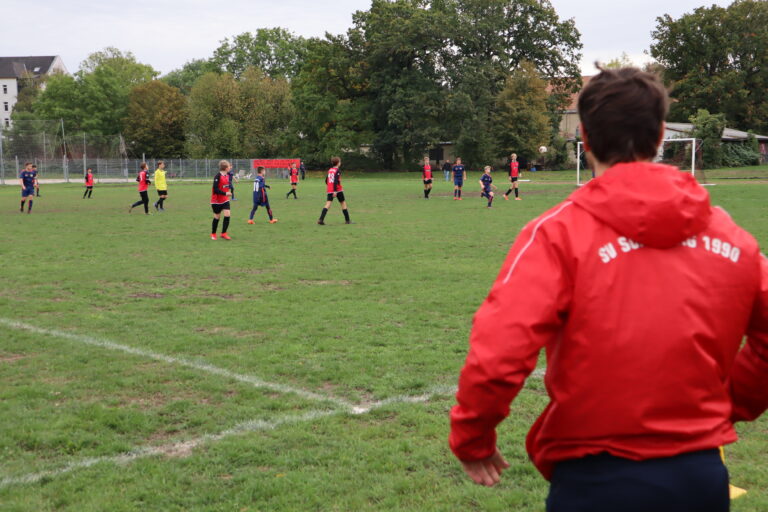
[576, 138, 700, 186]
[251, 158, 300, 180]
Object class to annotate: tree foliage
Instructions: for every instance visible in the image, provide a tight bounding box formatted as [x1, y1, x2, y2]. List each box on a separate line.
[651, 0, 768, 132]
[33, 48, 157, 135]
[690, 109, 726, 169]
[162, 59, 220, 95]
[493, 61, 550, 160]
[123, 81, 187, 158]
[211, 28, 308, 79]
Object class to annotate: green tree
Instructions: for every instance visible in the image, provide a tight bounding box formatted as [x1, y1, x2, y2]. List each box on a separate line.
[690, 109, 726, 169]
[162, 59, 220, 95]
[604, 52, 635, 69]
[238, 68, 293, 157]
[185, 73, 241, 158]
[33, 48, 157, 135]
[651, 1, 768, 132]
[493, 61, 549, 160]
[211, 28, 308, 79]
[123, 81, 187, 157]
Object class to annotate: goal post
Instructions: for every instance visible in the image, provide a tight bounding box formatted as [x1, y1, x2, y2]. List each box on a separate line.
[252, 158, 301, 180]
[576, 138, 698, 186]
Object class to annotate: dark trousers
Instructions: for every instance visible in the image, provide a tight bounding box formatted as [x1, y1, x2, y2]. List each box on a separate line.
[547, 449, 729, 512]
[132, 191, 149, 213]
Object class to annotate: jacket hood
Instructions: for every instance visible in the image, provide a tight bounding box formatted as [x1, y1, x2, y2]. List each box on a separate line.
[570, 162, 711, 249]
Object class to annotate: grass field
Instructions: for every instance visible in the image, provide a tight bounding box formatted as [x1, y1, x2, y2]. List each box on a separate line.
[1, 171, 767, 511]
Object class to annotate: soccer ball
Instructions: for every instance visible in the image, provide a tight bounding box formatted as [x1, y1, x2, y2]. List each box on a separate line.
[539, 146, 548, 154]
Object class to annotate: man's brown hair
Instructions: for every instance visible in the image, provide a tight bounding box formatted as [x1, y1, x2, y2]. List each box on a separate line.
[578, 66, 669, 165]
[331, 156, 341, 166]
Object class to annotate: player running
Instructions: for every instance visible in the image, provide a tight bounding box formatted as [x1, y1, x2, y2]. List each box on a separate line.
[452, 157, 467, 200]
[286, 162, 299, 199]
[503, 153, 522, 201]
[19, 162, 36, 213]
[422, 157, 433, 199]
[83, 167, 94, 198]
[210, 160, 232, 240]
[153, 161, 168, 212]
[128, 163, 151, 214]
[249, 167, 278, 224]
[479, 166, 496, 208]
[317, 156, 351, 225]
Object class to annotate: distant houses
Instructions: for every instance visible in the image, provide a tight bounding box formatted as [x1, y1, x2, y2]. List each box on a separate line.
[0, 56, 69, 128]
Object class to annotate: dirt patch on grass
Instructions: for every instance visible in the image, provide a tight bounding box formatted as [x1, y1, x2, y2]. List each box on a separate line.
[194, 326, 258, 339]
[0, 354, 27, 363]
[128, 292, 164, 299]
[298, 279, 353, 286]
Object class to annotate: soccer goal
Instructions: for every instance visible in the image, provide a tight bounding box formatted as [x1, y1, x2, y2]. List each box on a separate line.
[576, 138, 699, 186]
[251, 158, 301, 180]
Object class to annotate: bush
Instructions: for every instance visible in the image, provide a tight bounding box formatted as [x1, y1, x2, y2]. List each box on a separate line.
[722, 142, 761, 167]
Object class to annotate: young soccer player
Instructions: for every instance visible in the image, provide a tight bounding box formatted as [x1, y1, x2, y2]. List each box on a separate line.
[449, 66, 768, 512]
[32, 164, 41, 197]
[153, 161, 168, 211]
[299, 161, 306, 180]
[227, 167, 238, 201]
[452, 157, 466, 200]
[317, 156, 351, 225]
[479, 166, 496, 208]
[19, 162, 36, 213]
[286, 162, 299, 199]
[83, 167, 94, 198]
[249, 167, 278, 224]
[422, 157, 433, 199]
[128, 163, 151, 214]
[210, 160, 232, 240]
[503, 153, 522, 200]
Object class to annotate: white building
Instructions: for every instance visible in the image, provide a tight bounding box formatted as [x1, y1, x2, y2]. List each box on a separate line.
[0, 56, 69, 128]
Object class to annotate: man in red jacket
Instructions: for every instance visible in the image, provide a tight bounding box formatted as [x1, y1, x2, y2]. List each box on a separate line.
[449, 66, 768, 512]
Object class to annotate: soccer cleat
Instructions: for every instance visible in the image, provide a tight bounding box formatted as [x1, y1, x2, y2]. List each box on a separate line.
[211, 233, 217, 240]
[128, 205, 133, 213]
[154, 202, 159, 211]
[504, 195, 509, 200]
[247, 219, 255, 224]
[269, 219, 278, 224]
[221, 233, 231, 240]
[317, 220, 325, 225]
[345, 220, 353, 224]
[515, 197, 522, 201]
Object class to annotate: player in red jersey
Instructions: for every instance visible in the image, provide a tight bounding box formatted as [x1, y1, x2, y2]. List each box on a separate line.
[128, 163, 151, 214]
[210, 160, 233, 240]
[83, 167, 94, 198]
[317, 156, 351, 225]
[422, 157, 433, 199]
[286, 162, 299, 199]
[503, 153, 522, 200]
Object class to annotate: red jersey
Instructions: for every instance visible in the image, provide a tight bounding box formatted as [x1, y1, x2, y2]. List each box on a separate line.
[450, 162, 768, 480]
[326, 167, 342, 193]
[423, 165, 432, 180]
[510, 161, 520, 178]
[85, 173, 94, 187]
[211, 172, 231, 204]
[290, 168, 299, 184]
[137, 170, 149, 192]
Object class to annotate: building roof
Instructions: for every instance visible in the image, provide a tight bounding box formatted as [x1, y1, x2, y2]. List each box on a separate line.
[0, 56, 58, 79]
[666, 122, 768, 142]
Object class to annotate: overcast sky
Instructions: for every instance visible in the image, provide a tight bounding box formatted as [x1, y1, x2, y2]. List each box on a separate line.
[2, 0, 732, 76]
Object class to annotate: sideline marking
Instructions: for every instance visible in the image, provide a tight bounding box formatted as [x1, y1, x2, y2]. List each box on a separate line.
[0, 318, 354, 410]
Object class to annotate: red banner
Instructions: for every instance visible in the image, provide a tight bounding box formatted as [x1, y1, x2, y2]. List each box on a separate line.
[252, 159, 300, 169]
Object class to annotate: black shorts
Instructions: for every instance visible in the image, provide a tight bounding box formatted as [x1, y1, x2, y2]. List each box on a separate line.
[423, 179, 433, 185]
[85, 186, 93, 190]
[157, 190, 168, 196]
[510, 177, 519, 183]
[211, 202, 231, 214]
[326, 191, 346, 202]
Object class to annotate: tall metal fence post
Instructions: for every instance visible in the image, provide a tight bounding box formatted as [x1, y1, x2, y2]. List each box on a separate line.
[16, 156, 20, 175]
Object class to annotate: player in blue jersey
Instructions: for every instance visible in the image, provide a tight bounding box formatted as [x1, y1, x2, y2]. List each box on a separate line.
[453, 157, 467, 200]
[248, 167, 278, 224]
[18, 162, 37, 213]
[479, 166, 496, 208]
[227, 168, 238, 201]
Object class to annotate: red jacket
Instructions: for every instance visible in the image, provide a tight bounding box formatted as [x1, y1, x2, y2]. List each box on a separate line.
[450, 162, 768, 480]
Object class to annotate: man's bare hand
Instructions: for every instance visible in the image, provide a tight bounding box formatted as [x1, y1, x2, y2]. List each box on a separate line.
[461, 449, 510, 487]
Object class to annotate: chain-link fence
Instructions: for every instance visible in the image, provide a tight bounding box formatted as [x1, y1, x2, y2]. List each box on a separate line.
[0, 120, 291, 184]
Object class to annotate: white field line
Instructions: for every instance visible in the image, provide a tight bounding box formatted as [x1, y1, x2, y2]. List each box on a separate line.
[0, 318, 354, 410]
[0, 373, 550, 489]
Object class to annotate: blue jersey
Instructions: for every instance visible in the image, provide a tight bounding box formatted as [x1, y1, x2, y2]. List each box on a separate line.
[481, 173, 493, 191]
[20, 170, 36, 188]
[253, 175, 269, 204]
[227, 171, 235, 189]
[253, 175, 266, 192]
[452, 165, 465, 178]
